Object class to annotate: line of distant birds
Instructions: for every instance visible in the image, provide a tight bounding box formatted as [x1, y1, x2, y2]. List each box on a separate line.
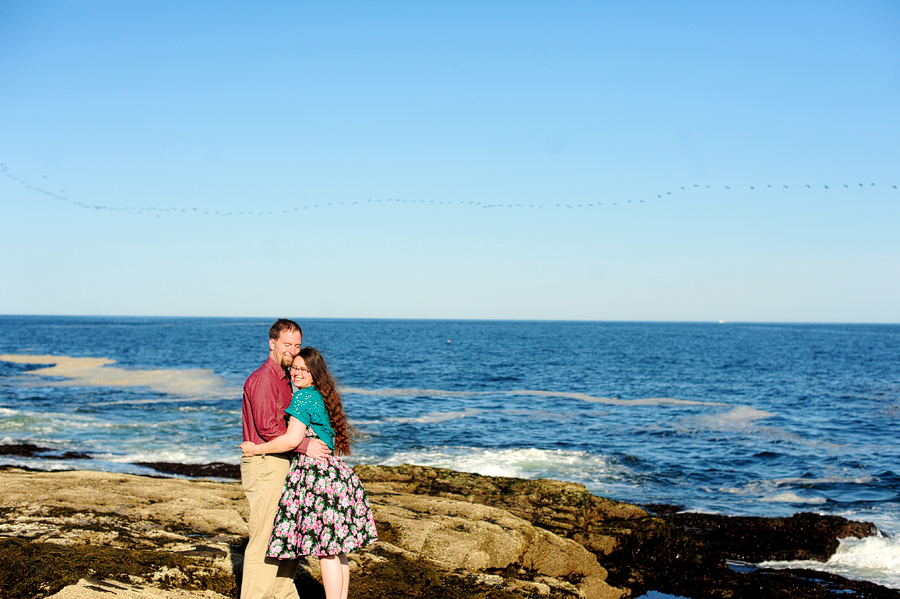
[3, 162, 897, 217]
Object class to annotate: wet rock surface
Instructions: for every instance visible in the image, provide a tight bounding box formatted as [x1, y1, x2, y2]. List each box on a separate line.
[135, 462, 240, 479]
[0, 464, 896, 599]
[0, 443, 91, 460]
[353, 464, 897, 599]
[668, 511, 878, 562]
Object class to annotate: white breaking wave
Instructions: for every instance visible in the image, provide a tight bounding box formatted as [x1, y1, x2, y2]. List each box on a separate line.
[358, 445, 633, 495]
[91, 448, 238, 465]
[759, 492, 827, 504]
[773, 475, 875, 486]
[90, 397, 234, 406]
[688, 405, 775, 429]
[499, 408, 589, 420]
[831, 508, 900, 539]
[0, 354, 236, 398]
[0, 456, 92, 473]
[680, 405, 845, 450]
[342, 386, 723, 407]
[511, 389, 724, 407]
[0, 410, 123, 438]
[717, 480, 831, 506]
[761, 534, 900, 590]
[386, 408, 483, 424]
[178, 405, 239, 414]
[342, 387, 479, 398]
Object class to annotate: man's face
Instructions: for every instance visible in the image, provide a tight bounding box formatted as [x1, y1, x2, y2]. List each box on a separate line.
[269, 330, 302, 369]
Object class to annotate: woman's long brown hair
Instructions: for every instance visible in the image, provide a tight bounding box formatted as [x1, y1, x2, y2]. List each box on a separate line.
[298, 347, 354, 455]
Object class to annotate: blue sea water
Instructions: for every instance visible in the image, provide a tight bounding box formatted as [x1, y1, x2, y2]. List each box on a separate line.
[1, 316, 898, 588]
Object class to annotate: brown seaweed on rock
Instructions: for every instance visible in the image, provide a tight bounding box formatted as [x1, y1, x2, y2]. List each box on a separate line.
[0, 443, 91, 459]
[668, 512, 877, 562]
[0, 465, 896, 599]
[354, 464, 896, 599]
[0, 537, 237, 599]
[135, 461, 240, 479]
[354, 463, 727, 598]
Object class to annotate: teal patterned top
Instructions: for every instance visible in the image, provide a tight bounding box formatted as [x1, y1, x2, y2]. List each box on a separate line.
[285, 386, 335, 451]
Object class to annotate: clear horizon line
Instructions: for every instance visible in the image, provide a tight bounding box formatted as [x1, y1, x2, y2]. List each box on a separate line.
[0, 313, 897, 326]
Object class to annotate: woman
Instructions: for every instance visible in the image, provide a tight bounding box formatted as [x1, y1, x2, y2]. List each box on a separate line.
[240, 347, 378, 599]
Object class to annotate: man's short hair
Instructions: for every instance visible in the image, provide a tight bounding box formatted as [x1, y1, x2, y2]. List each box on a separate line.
[269, 318, 302, 340]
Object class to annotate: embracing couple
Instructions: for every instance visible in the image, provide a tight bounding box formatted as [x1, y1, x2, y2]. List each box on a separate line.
[239, 319, 378, 599]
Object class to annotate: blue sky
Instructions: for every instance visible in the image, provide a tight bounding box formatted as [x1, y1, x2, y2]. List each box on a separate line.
[2, 1, 898, 322]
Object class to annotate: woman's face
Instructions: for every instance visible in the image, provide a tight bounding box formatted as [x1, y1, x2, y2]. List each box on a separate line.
[290, 356, 314, 389]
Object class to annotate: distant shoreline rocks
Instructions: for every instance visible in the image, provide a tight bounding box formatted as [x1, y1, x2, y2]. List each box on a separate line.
[0, 443, 239, 478]
[0, 442, 92, 460]
[134, 461, 241, 479]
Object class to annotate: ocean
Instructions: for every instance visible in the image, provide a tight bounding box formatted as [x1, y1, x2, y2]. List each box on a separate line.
[0, 316, 897, 590]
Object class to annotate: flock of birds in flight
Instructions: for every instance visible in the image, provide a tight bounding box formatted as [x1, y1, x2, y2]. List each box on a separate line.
[3, 162, 897, 217]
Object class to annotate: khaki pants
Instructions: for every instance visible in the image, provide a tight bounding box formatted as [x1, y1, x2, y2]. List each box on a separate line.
[240, 453, 300, 599]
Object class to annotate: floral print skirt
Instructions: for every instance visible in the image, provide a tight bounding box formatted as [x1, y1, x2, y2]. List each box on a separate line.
[267, 434, 378, 559]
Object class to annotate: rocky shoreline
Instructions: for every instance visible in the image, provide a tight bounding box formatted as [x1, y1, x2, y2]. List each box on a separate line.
[0, 452, 897, 599]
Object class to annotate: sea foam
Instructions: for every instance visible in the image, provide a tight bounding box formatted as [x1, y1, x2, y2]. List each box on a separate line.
[359, 445, 631, 493]
[680, 405, 845, 449]
[759, 491, 827, 504]
[761, 534, 900, 590]
[386, 408, 484, 424]
[686, 405, 775, 430]
[0, 354, 235, 398]
[773, 475, 875, 486]
[343, 386, 723, 407]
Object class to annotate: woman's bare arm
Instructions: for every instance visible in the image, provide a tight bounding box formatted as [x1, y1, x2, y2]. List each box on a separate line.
[240, 416, 307, 456]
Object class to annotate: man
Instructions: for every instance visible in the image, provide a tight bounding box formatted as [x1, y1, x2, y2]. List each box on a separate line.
[241, 318, 330, 599]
